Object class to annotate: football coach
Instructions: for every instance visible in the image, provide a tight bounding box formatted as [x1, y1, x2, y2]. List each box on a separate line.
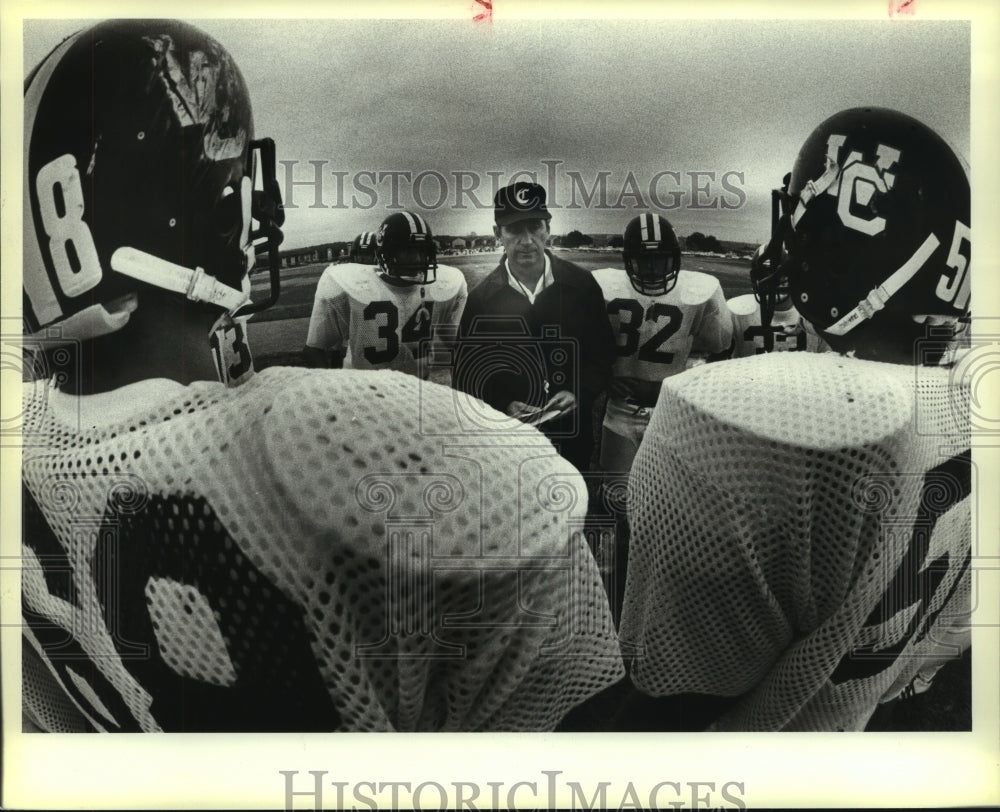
[455, 181, 615, 472]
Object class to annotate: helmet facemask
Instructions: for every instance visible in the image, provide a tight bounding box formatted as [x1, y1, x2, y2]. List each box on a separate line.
[350, 231, 377, 265]
[375, 212, 438, 286]
[623, 251, 678, 296]
[621, 213, 682, 296]
[752, 193, 794, 331]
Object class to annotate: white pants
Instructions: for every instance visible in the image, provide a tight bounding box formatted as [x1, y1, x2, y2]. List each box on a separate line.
[600, 396, 654, 477]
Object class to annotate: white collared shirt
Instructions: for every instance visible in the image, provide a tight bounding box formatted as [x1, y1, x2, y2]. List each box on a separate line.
[506, 253, 553, 304]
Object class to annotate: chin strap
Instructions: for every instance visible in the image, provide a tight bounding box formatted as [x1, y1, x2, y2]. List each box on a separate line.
[823, 233, 940, 336]
[790, 160, 842, 228]
[111, 246, 250, 313]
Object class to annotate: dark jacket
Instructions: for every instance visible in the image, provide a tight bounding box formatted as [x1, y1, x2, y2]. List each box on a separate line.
[456, 251, 615, 471]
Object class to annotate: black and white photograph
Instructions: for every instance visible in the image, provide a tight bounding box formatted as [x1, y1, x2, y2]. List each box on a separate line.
[3, 0, 999, 809]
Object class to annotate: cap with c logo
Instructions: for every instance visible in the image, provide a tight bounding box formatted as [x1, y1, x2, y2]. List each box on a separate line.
[494, 182, 551, 226]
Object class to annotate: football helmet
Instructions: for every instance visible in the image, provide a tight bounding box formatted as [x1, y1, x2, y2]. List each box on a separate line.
[350, 231, 377, 265]
[23, 20, 284, 343]
[767, 107, 969, 357]
[622, 213, 681, 295]
[375, 211, 437, 285]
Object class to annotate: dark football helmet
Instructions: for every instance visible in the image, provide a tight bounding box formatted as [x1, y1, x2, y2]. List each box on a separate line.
[622, 213, 681, 295]
[350, 231, 377, 265]
[375, 211, 437, 285]
[23, 20, 284, 343]
[765, 107, 969, 357]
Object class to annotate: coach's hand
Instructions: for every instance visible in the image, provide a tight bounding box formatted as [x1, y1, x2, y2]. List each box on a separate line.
[543, 390, 577, 417]
[507, 400, 540, 420]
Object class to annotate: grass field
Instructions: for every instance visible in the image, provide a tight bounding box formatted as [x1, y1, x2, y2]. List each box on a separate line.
[245, 248, 972, 732]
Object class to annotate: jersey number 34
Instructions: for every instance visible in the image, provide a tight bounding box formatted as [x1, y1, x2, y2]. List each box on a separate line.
[362, 300, 436, 364]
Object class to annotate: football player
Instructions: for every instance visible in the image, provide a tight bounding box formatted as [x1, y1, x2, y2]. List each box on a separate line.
[593, 213, 732, 478]
[302, 211, 467, 382]
[619, 107, 973, 731]
[20, 20, 622, 733]
[348, 230, 377, 265]
[726, 243, 830, 357]
[590, 213, 731, 622]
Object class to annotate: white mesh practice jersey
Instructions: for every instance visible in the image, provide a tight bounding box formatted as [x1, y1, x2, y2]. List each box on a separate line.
[727, 293, 829, 357]
[620, 351, 971, 731]
[305, 262, 467, 378]
[21, 367, 623, 732]
[593, 268, 732, 383]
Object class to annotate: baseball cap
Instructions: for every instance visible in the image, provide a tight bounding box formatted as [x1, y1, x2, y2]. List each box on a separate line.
[494, 182, 551, 226]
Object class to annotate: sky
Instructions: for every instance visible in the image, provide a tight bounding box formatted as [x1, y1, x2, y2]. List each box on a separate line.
[22, 15, 970, 250]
